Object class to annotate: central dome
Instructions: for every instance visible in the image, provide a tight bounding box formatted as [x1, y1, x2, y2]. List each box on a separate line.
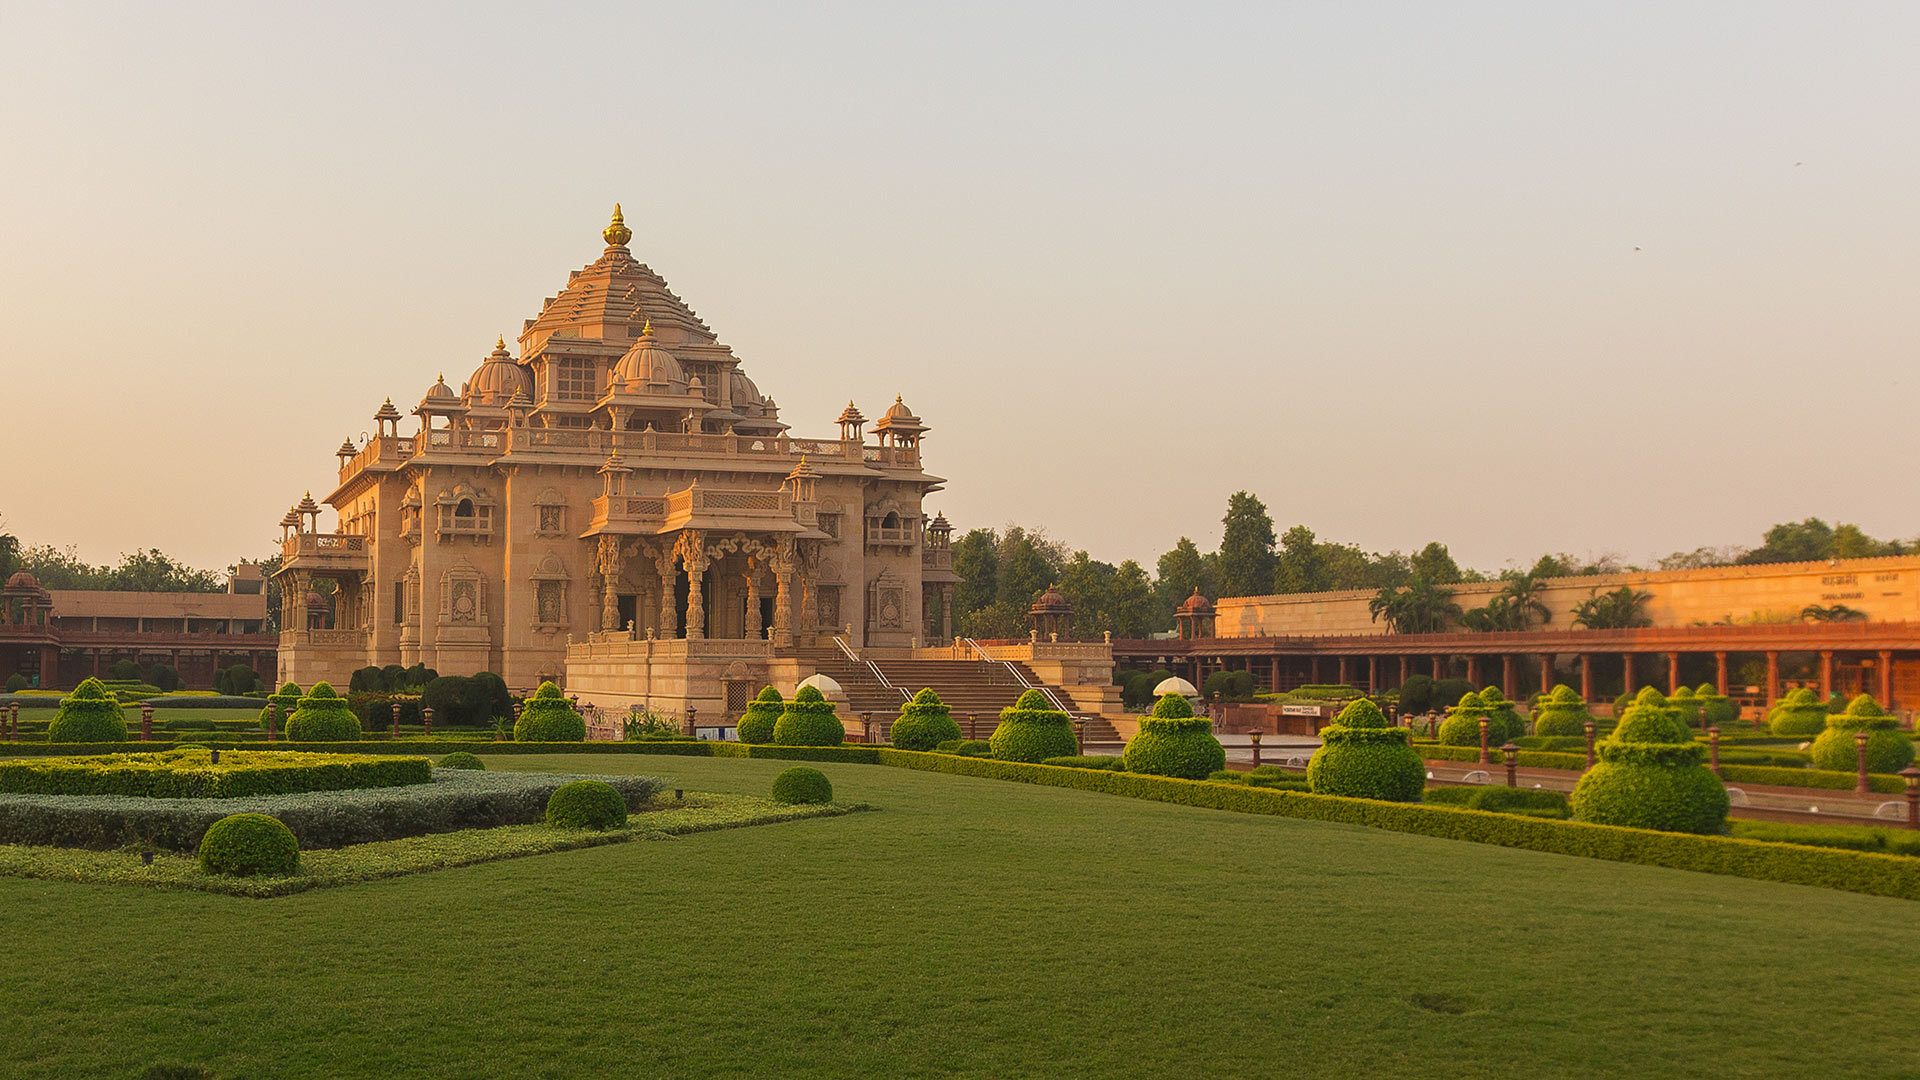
[612, 323, 687, 393]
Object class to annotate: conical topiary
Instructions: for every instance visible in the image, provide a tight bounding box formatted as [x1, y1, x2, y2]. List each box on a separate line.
[1768, 688, 1828, 737]
[259, 681, 302, 728]
[736, 685, 783, 745]
[773, 684, 845, 746]
[284, 681, 363, 742]
[46, 677, 128, 743]
[514, 681, 586, 742]
[1476, 687, 1525, 743]
[1124, 692, 1224, 779]
[989, 689, 1077, 763]
[1437, 691, 1490, 746]
[1530, 684, 1594, 737]
[890, 687, 962, 752]
[1571, 702, 1728, 834]
[1809, 694, 1915, 775]
[1305, 698, 1424, 801]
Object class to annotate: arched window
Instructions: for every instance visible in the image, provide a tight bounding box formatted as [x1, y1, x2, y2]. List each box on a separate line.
[882, 511, 900, 529]
[454, 499, 474, 518]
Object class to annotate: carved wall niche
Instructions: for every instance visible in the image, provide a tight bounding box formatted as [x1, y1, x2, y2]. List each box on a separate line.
[438, 556, 490, 626]
[530, 552, 570, 634]
[867, 570, 905, 631]
[533, 488, 568, 537]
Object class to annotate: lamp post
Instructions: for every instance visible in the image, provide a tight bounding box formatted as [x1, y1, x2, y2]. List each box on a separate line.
[264, 704, 275, 743]
[1902, 766, 1920, 830]
[391, 702, 401, 738]
[423, 707, 433, 737]
[685, 704, 697, 739]
[1478, 719, 1490, 766]
[1855, 731, 1872, 795]
[140, 705, 153, 743]
[1707, 726, 1720, 776]
[1583, 721, 1596, 772]
[1502, 743, 1519, 787]
[1250, 730, 1263, 769]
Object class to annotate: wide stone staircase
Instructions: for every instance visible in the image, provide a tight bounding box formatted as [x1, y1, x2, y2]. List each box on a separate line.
[789, 646, 1121, 746]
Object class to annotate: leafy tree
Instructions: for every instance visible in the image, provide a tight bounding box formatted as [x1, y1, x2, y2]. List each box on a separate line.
[1657, 546, 1744, 570]
[1368, 579, 1460, 634]
[950, 528, 999, 623]
[1155, 537, 1215, 611]
[1461, 574, 1551, 631]
[1273, 525, 1324, 594]
[1105, 560, 1163, 638]
[1217, 492, 1276, 598]
[1570, 586, 1654, 629]
[1410, 542, 1463, 585]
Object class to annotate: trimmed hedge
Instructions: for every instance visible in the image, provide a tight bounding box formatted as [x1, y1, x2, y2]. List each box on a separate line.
[1718, 763, 1906, 795]
[773, 685, 845, 747]
[198, 813, 299, 876]
[284, 683, 363, 742]
[1769, 688, 1829, 737]
[889, 688, 962, 752]
[1809, 695, 1916, 775]
[1306, 699, 1424, 802]
[1531, 685, 1595, 738]
[544, 779, 630, 829]
[0, 771, 661, 852]
[1571, 704, 1728, 834]
[873, 750, 1920, 901]
[736, 686, 783, 745]
[0, 749, 430, 798]
[989, 689, 1077, 763]
[1044, 755, 1129, 771]
[1210, 765, 1310, 791]
[514, 682, 586, 742]
[1423, 786, 1571, 818]
[1123, 693, 1224, 779]
[770, 766, 834, 805]
[47, 679, 129, 744]
[437, 752, 485, 771]
[259, 682, 302, 728]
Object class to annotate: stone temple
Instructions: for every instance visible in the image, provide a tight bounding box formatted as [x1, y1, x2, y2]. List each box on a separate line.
[274, 206, 974, 717]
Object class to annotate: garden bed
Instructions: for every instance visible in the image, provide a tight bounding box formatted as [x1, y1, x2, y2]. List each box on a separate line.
[0, 769, 662, 851]
[0, 793, 870, 897]
[0, 748, 431, 798]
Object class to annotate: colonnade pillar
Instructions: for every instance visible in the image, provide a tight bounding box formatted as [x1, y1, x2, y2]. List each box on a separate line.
[1337, 656, 1350, 686]
[1715, 652, 1729, 696]
[1540, 654, 1555, 696]
[1667, 652, 1681, 694]
[1432, 655, 1445, 679]
[1621, 653, 1635, 696]
[1367, 656, 1378, 693]
[1398, 655, 1410, 687]
[1580, 654, 1594, 702]
[1765, 651, 1780, 706]
[1466, 656, 1480, 686]
[1502, 654, 1517, 699]
[1879, 650, 1894, 707]
[1818, 650, 1834, 699]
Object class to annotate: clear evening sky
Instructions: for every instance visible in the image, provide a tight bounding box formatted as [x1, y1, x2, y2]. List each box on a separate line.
[2, 2, 1915, 576]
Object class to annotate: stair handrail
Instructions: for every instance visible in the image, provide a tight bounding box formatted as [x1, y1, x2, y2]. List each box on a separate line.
[959, 638, 1074, 715]
[833, 635, 911, 702]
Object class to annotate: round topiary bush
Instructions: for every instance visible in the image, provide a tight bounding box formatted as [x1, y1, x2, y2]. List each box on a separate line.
[1437, 691, 1490, 746]
[283, 682, 363, 742]
[1570, 703, 1728, 834]
[1530, 684, 1595, 737]
[258, 681, 302, 728]
[46, 677, 129, 743]
[1769, 688, 1830, 737]
[989, 689, 1078, 763]
[1123, 692, 1225, 779]
[770, 765, 834, 804]
[773, 684, 845, 746]
[1306, 698, 1425, 801]
[736, 685, 783, 745]
[545, 779, 628, 829]
[197, 813, 299, 876]
[1693, 683, 1738, 727]
[514, 681, 586, 742]
[1667, 686, 1701, 730]
[1809, 694, 1916, 775]
[437, 751, 485, 770]
[890, 687, 962, 752]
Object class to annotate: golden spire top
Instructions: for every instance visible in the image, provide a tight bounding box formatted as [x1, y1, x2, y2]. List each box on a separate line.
[603, 203, 632, 247]
[640, 319, 653, 337]
[495, 334, 506, 351]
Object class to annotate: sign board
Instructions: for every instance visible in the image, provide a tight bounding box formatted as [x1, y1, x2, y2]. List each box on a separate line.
[1280, 704, 1323, 716]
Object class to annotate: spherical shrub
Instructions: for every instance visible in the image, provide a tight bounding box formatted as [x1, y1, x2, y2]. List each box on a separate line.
[258, 681, 303, 728]
[1530, 685, 1594, 737]
[514, 681, 586, 742]
[283, 682, 363, 742]
[736, 685, 783, 744]
[1124, 692, 1225, 779]
[1768, 688, 1828, 736]
[1809, 695, 1916, 774]
[1476, 688, 1526, 744]
[47, 677, 129, 743]
[1306, 698, 1425, 802]
[198, 813, 299, 876]
[773, 684, 845, 746]
[437, 751, 485, 770]
[1570, 742, 1729, 834]
[1694, 684, 1738, 727]
[545, 779, 628, 829]
[1610, 703, 1691, 745]
[770, 765, 834, 805]
[989, 689, 1078, 763]
[890, 687, 962, 751]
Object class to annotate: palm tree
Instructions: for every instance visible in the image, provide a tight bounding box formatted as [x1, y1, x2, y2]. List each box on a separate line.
[1369, 580, 1461, 634]
[1569, 586, 1654, 630]
[1800, 603, 1867, 623]
[1462, 575, 1553, 632]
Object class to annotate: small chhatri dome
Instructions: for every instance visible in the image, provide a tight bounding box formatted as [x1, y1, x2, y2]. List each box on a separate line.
[1031, 585, 1072, 613]
[279, 509, 301, 528]
[373, 397, 402, 423]
[837, 401, 865, 425]
[883, 394, 918, 421]
[5, 571, 39, 590]
[336, 438, 358, 456]
[931, 512, 950, 530]
[466, 335, 533, 406]
[603, 203, 632, 248]
[1178, 588, 1214, 615]
[424, 373, 457, 402]
[786, 453, 819, 481]
[612, 325, 686, 392]
[295, 492, 321, 515]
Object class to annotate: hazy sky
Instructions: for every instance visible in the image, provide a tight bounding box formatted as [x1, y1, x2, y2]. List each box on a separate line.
[3, 2, 1916, 577]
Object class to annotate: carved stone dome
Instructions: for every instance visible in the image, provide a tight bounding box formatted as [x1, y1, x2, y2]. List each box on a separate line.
[5, 571, 38, 590]
[466, 337, 532, 406]
[423, 374, 458, 402]
[612, 323, 687, 393]
[1177, 588, 1214, 616]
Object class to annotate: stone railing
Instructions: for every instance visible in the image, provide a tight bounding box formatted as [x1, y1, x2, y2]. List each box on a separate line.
[281, 533, 369, 559]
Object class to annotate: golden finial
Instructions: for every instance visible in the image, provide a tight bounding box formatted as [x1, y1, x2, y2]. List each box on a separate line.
[495, 334, 506, 351]
[603, 203, 632, 247]
[641, 319, 653, 337]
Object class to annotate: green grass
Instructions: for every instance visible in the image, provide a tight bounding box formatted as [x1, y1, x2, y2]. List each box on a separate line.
[2, 754, 1917, 1078]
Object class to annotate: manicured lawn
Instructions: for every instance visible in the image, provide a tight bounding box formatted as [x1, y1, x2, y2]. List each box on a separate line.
[1, 753, 1916, 1078]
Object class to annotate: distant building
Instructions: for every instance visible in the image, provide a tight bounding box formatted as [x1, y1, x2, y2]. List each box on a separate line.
[1114, 555, 1920, 711]
[0, 567, 275, 689]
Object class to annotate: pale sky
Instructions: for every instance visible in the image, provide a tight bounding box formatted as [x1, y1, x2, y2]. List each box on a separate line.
[2, 2, 1916, 576]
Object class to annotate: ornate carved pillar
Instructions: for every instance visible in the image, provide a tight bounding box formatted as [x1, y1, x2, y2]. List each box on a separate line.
[680, 531, 708, 640]
[940, 583, 953, 644]
[772, 538, 795, 649]
[745, 557, 764, 641]
[596, 536, 623, 633]
[658, 550, 679, 639]
[797, 541, 819, 644]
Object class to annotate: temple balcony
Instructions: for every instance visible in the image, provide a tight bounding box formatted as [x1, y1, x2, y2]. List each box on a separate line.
[280, 533, 372, 571]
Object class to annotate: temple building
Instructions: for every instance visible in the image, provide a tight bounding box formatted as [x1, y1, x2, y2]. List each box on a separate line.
[275, 207, 967, 713]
